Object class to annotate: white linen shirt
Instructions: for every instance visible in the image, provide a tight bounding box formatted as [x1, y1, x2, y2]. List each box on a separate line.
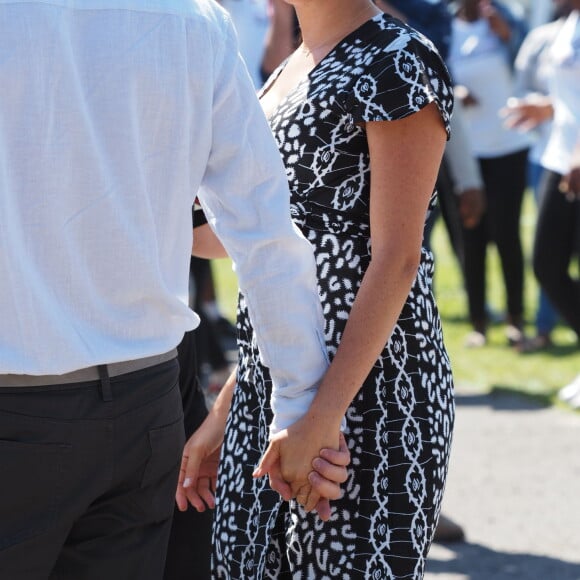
[0, 0, 328, 434]
[542, 10, 580, 176]
[448, 18, 531, 158]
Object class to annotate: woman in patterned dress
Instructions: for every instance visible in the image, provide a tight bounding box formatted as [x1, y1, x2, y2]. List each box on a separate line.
[180, 1, 455, 578]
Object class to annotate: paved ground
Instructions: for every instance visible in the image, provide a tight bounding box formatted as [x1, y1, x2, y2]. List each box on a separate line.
[425, 385, 580, 580]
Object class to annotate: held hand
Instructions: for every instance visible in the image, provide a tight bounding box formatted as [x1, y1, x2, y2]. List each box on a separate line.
[308, 432, 351, 521]
[253, 429, 315, 508]
[253, 415, 341, 516]
[175, 416, 224, 512]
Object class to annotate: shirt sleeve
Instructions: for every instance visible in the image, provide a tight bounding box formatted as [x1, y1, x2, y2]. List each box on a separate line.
[444, 99, 483, 194]
[344, 26, 454, 138]
[195, 13, 329, 436]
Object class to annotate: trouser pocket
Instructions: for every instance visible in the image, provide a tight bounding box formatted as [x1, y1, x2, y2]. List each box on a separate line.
[140, 417, 185, 522]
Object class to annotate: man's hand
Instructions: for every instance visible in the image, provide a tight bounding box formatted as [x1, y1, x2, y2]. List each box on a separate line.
[253, 418, 346, 520]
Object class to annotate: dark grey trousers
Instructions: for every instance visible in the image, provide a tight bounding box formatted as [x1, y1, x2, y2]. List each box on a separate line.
[0, 358, 185, 580]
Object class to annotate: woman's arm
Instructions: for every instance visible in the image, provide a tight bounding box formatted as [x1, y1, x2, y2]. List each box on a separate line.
[176, 365, 351, 520]
[192, 223, 229, 259]
[255, 102, 447, 511]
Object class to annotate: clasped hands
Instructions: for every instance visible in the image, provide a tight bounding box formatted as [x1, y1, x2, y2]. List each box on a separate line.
[253, 418, 349, 521]
[176, 412, 350, 522]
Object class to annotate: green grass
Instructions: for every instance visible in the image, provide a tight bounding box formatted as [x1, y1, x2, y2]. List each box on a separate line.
[212, 190, 580, 402]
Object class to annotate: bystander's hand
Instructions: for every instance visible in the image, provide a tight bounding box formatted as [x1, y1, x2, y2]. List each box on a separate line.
[479, 0, 511, 42]
[458, 187, 486, 229]
[501, 96, 554, 132]
[454, 85, 479, 108]
[560, 167, 580, 201]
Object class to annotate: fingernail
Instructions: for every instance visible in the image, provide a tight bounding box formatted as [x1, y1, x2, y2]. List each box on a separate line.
[184, 478, 192, 488]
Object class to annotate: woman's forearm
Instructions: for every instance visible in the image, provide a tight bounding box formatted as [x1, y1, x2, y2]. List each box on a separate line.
[307, 250, 421, 427]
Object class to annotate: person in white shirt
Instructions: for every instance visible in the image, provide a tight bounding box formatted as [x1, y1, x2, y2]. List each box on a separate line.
[506, 0, 572, 350]
[0, 1, 346, 577]
[448, 0, 531, 348]
[533, 9, 580, 401]
[508, 5, 580, 402]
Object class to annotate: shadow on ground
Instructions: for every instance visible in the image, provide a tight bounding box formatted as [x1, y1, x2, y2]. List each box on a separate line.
[454, 387, 552, 411]
[427, 541, 580, 580]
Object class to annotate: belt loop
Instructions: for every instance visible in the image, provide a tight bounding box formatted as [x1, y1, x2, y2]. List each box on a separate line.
[98, 365, 113, 402]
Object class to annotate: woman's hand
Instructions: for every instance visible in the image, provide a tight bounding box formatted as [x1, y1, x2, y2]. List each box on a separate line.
[175, 368, 237, 511]
[308, 433, 351, 520]
[176, 416, 224, 512]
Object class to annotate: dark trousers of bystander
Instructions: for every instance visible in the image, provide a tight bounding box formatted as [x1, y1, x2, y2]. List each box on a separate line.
[533, 169, 580, 340]
[164, 329, 213, 580]
[462, 148, 528, 328]
[0, 359, 184, 580]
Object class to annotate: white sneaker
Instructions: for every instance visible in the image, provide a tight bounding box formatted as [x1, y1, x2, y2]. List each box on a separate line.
[569, 389, 580, 410]
[558, 375, 580, 404]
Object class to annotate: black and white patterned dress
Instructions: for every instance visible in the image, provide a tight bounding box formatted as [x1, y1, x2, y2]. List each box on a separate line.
[213, 14, 455, 580]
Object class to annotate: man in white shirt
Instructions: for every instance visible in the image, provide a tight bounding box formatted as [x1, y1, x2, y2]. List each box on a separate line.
[0, 1, 336, 577]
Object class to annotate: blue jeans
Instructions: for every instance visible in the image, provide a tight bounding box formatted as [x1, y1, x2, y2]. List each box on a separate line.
[529, 162, 558, 335]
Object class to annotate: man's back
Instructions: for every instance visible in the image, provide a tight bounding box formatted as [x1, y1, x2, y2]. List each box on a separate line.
[0, 0, 224, 373]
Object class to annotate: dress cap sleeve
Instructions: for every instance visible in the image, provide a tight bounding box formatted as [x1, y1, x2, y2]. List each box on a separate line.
[345, 24, 454, 138]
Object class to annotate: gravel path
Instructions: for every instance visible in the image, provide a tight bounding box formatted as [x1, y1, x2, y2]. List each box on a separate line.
[426, 386, 580, 580]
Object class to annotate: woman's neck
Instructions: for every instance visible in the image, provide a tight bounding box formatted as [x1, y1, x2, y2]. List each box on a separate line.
[295, 0, 380, 62]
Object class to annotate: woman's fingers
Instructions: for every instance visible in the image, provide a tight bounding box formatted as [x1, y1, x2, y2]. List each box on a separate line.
[175, 453, 190, 512]
[314, 497, 332, 522]
[303, 488, 322, 513]
[186, 487, 209, 513]
[196, 477, 216, 510]
[318, 432, 351, 467]
[308, 470, 343, 500]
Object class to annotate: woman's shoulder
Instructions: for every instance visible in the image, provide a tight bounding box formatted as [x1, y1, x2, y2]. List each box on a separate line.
[337, 14, 453, 131]
[346, 13, 445, 65]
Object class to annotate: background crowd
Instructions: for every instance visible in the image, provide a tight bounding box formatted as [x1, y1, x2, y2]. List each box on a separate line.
[199, 0, 579, 404]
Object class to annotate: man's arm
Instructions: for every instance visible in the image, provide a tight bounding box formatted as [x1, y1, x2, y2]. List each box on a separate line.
[195, 14, 329, 436]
